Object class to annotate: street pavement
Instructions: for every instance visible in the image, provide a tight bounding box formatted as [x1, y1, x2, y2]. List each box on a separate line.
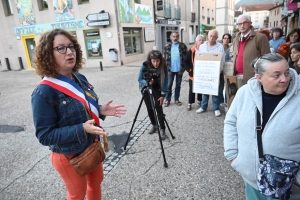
[0, 63, 244, 200]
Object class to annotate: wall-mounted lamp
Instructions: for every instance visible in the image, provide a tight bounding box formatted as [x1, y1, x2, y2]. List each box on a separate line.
[16, 36, 20, 40]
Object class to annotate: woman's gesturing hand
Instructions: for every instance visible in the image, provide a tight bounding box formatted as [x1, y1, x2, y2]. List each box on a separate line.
[83, 119, 107, 136]
[100, 100, 127, 118]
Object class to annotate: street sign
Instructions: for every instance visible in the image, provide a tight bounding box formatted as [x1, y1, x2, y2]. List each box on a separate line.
[86, 12, 109, 21]
[87, 21, 110, 27]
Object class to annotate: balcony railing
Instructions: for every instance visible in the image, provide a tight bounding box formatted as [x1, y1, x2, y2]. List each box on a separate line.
[174, 5, 181, 20]
[191, 12, 195, 22]
[164, 3, 171, 19]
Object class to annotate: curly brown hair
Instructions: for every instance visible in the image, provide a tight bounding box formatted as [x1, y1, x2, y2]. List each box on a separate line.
[34, 28, 83, 77]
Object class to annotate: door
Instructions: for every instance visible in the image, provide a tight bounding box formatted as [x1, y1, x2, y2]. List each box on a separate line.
[22, 35, 37, 69]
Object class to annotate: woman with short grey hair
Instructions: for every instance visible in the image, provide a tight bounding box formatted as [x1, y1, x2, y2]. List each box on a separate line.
[184, 34, 205, 110]
[224, 53, 300, 199]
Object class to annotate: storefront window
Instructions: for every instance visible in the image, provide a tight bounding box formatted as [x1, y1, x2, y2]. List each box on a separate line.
[123, 28, 142, 56]
[84, 30, 102, 59]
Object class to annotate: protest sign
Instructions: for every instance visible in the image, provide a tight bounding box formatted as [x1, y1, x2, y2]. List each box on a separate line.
[223, 62, 234, 76]
[193, 53, 223, 95]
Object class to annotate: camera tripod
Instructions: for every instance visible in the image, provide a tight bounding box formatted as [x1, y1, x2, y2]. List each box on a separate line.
[124, 87, 175, 168]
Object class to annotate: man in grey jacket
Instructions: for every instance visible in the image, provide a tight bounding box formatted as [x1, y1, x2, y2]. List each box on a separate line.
[224, 53, 300, 199]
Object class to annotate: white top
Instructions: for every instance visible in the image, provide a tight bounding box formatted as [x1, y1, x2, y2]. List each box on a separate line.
[199, 41, 225, 71]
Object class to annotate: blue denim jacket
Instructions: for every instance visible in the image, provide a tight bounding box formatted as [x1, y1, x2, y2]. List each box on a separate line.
[31, 73, 104, 155]
[138, 61, 169, 95]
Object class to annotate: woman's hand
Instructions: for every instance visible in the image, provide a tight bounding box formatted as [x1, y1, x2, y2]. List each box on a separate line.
[100, 100, 127, 118]
[83, 119, 107, 136]
[158, 96, 164, 106]
[149, 79, 154, 85]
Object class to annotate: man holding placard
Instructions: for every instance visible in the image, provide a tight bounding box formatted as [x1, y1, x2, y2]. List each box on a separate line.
[195, 30, 225, 117]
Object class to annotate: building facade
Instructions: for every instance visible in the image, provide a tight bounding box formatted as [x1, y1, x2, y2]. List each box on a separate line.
[0, 0, 216, 70]
[216, 0, 235, 37]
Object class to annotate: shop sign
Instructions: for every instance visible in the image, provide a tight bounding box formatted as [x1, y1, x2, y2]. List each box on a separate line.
[87, 21, 110, 27]
[14, 19, 85, 36]
[157, 1, 163, 11]
[86, 12, 110, 21]
[288, 0, 298, 11]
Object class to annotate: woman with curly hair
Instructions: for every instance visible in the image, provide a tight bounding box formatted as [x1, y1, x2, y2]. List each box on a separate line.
[31, 28, 126, 200]
[276, 28, 300, 60]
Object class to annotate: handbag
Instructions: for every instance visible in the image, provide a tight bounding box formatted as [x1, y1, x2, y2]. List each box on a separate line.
[68, 139, 105, 176]
[256, 108, 299, 200]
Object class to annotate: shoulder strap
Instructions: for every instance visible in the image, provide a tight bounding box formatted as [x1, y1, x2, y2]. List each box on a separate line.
[256, 108, 264, 159]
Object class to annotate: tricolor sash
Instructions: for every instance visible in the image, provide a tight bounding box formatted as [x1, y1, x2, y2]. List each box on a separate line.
[40, 74, 100, 126]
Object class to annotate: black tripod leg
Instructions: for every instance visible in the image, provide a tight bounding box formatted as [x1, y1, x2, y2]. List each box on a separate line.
[148, 89, 168, 168]
[124, 93, 145, 150]
[162, 114, 175, 139]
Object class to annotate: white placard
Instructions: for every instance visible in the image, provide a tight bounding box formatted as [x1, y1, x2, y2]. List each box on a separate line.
[193, 59, 221, 95]
[144, 27, 155, 42]
[223, 62, 234, 76]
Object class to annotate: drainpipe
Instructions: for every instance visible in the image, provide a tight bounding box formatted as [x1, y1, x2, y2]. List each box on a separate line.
[114, 0, 122, 64]
[198, 0, 200, 35]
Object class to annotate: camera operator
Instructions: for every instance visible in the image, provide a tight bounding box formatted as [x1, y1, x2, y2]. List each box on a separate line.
[138, 50, 169, 140]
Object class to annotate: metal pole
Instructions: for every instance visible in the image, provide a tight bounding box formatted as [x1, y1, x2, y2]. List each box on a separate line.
[100, 61, 103, 71]
[18, 57, 24, 70]
[5, 58, 11, 70]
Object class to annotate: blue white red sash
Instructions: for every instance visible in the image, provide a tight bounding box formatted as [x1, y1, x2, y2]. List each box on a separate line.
[40, 74, 100, 126]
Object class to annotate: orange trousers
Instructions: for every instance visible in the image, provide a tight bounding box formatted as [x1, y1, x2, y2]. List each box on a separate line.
[50, 152, 104, 200]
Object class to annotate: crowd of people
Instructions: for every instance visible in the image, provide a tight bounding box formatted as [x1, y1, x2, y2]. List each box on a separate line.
[30, 11, 300, 200]
[138, 13, 300, 200]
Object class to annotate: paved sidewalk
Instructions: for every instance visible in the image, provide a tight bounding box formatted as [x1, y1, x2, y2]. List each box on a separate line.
[0, 64, 244, 200]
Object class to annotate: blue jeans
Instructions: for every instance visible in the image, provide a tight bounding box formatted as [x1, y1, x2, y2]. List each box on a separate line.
[165, 72, 183, 101]
[201, 94, 219, 111]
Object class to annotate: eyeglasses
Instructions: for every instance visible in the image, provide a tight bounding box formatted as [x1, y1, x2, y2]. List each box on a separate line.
[53, 45, 76, 54]
[223, 38, 230, 40]
[236, 21, 250, 26]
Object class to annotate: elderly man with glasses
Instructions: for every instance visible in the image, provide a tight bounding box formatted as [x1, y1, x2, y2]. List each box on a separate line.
[232, 14, 270, 87]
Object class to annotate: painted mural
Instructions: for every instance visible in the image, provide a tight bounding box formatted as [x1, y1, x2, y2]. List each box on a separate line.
[119, 0, 134, 23]
[53, 0, 75, 21]
[16, 0, 36, 25]
[135, 4, 153, 24]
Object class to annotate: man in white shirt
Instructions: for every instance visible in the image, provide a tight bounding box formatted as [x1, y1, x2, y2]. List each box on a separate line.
[196, 29, 225, 117]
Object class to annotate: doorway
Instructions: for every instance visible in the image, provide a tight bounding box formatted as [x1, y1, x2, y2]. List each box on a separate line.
[22, 35, 37, 69]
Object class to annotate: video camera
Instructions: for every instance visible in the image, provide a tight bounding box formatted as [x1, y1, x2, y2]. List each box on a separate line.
[143, 68, 159, 83]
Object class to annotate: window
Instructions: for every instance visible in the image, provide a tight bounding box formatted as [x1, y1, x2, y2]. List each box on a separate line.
[84, 30, 103, 59]
[207, 9, 210, 17]
[78, 0, 89, 4]
[134, 0, 140, 3]
[3, 0, 13, 16]
[276, 21, 278, 26]
[123, 28, 142, 56]
[189, 25, 194, 43]
[202, 7, 205, 19]
[212, 9, 214, 20]
[38, 0, 48, 10]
